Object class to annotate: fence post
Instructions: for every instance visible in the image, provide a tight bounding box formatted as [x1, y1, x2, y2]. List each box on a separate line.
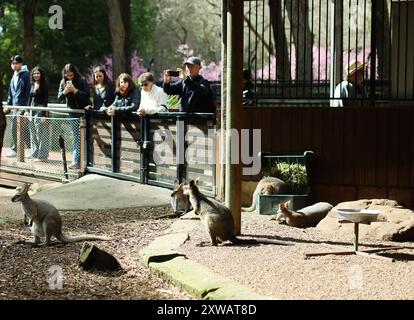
[16, 116, 25, 162]
[176, 116, 186, 183]
[139, 116, 150, 184]
[79, 116, 86, 170]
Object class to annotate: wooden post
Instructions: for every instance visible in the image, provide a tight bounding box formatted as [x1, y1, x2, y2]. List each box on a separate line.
[354, 222, 359, 251]
[225, 0, 244, 235]
[16, 116, 25, 162]
[219, 0, 227, 201]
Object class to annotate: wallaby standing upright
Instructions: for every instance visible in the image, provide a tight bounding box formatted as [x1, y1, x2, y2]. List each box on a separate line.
[242, 177, 288, 213]
[276, 202, 333, 228]
[184, 180, 289, 247]
[11, 183, 111, 246]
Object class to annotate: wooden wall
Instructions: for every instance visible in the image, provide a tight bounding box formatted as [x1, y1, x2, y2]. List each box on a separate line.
[242, 106, 414, 208]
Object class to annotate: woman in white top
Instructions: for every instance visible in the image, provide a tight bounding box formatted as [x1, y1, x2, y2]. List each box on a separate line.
[136, 72, 168, 117]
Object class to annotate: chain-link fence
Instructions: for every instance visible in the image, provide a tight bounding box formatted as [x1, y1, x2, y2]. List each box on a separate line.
[0, 105, 85, 182]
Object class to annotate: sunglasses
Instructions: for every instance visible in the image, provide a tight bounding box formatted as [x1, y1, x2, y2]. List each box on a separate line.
[141, 82, 150, 87]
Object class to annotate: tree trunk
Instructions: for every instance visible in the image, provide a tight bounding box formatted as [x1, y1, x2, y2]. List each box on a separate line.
[23, 0, 36, 67]
[120, 0, 131, 75]
[285, 0, 314, 94]
[107, 0, 127, 78]
[269, 0, 291, 81]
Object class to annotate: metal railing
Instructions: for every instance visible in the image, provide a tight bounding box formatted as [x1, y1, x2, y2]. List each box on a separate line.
[1, 104, 85, 182]
[1, 104, 217, 195]
[85, 111, 217, 196]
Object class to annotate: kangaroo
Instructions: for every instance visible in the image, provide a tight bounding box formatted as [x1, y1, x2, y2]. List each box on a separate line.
[170, 182, 191, 215]
[242, 177, 289, 213]
[11, 183, 111, 246]
[157, 182, 193, 219]
[276, 202, 333, 228]
[184, 180, 290, 246]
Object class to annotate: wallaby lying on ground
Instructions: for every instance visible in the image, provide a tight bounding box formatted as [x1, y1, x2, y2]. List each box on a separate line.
[11, 183, 111, 246]
[276, 202, 333, 228]
[242, 177, 288, 213]
[184, 180, 290, 246]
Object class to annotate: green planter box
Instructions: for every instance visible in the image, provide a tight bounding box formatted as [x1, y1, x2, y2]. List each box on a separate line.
[257, 194, 310, 215]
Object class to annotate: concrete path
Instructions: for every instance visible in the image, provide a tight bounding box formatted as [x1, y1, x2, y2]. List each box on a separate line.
[31, 174, 172, 211]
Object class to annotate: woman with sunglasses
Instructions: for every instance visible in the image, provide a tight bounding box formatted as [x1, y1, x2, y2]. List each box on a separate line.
[136, 72, 168, 117]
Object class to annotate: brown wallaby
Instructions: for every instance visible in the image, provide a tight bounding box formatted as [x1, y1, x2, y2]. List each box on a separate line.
[242, 177, 289, 213]
[11, 183, 111, 246]
[184, 180, 290, 247]
[276, 202, 333, 228]
[157, 181, 193, 219]
[170, 182, 191, 215]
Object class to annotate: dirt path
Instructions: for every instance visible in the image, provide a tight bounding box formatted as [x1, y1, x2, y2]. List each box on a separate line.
[0, 200, 193, 300]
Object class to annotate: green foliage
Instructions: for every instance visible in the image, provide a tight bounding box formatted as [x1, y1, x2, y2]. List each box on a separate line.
[0, 3, 23, 84]
[0, 1, 156, 88]
[167, 95, 181, 110]
[131, 0, 157, 58]
[35, 0, 112, 83]
[148, 0, 221, 77]
[262, 161, 309, 195]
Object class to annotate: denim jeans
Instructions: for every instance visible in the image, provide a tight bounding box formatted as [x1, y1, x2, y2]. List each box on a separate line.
[69, 117, 80, 164]
[29, 116, 50, 159]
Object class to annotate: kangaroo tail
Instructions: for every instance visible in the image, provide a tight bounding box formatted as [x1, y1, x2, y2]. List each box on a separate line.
[57, 234, 111, 243]
[241, 191, 258, 212]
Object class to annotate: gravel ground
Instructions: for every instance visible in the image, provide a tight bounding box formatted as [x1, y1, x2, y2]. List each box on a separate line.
[180, 212, 414, 300]
[0, 195, 193, 300]
[2, 185, 414, 300]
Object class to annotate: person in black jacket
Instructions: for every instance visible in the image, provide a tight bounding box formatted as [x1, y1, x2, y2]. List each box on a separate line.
[163, 56, 215, 113]
[85, 66, 115, 111]
[57, 63, 90, 169]
[106, 73, 140, 116]
[25, 66, 49, 161]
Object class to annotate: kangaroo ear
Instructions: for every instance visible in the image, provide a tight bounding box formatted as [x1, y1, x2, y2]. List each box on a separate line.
[194, 177, 200, 185]
[21, 183, 32, 194]
[189, 180, 195, 188]
[279, 202, 285, 209]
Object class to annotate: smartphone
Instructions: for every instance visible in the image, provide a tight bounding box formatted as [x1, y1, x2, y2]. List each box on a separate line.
[67, 80, 73, 85]
[167, 70, 179, 77]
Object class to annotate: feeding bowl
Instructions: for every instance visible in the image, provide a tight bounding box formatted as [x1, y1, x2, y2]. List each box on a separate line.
[336, 209, 381, 222]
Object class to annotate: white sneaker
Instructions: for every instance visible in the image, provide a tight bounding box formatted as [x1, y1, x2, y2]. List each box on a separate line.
[6, 150, 17, 157]
[68, 163, 80, 170]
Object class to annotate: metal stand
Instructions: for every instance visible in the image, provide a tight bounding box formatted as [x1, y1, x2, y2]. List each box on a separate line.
[305, 220, 406, 262]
